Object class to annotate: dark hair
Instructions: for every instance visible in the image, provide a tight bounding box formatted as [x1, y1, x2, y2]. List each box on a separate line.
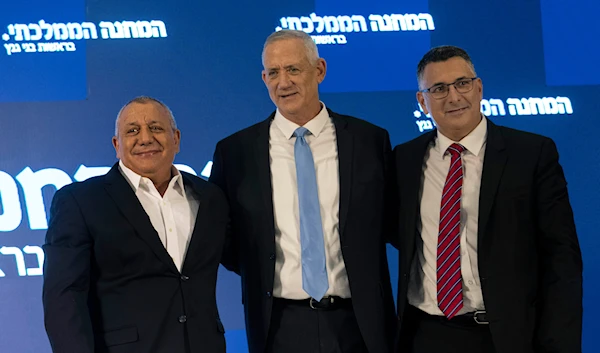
[416, 46, 476, 86]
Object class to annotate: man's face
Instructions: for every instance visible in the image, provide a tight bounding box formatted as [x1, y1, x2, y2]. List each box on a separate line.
[417, 56, 483, 140]
[112, 101, 180, 179]
[262, 38, 326, 120]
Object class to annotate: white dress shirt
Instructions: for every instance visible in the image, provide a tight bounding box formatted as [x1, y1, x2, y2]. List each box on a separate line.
[408, 116, 488, 315]
[270, 103, 351, 299]
[119, 161, 199, 272]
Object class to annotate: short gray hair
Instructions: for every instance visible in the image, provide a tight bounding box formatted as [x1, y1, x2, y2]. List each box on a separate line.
[262, 30, 319, 66]
[114, 96, 177, 136]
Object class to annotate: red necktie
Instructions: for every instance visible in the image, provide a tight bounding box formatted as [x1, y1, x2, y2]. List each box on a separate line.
[437, 143, 466, 319]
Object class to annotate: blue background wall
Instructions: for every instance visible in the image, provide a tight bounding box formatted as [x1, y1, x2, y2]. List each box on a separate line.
[0, 0, 597, 351]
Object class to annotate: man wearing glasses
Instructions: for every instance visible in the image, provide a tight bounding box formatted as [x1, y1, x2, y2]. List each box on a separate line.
[391, 46, 582, 353]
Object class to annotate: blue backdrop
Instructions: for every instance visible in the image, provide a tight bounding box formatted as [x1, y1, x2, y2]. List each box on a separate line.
[0, 0, 597, 352]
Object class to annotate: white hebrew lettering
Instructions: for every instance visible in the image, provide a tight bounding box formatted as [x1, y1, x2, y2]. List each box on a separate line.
[323, 16, 340, 33]
[542, 97, 559, 114]
[405, 14, 421, 31]
[13, 24, 31, 41]
[99, 21, 114, 39]
[81, 22, 98, 39]
[23, 245, 44, 276]
[480, 99, 491, 116]
[390, 14, 407, 31]
[286, 17, 302, 31]
[556, 96, 573, 114]
[300, 16, 314, 33]
[337, 16, 353, 32]
[52, 23, 68, 40]
[37, 20, 53, 40]
[351, 15, 367, 32]
[489, 99, 506, 116]
[0, 172, 22, 232]
[137, 21, 153, 38]
[311, 13, 325, 33]
[418, 13, 435, 30]
[28, 24, 42, 40]
[528, 97, 545, 115]
[67, 23, 84, 40]
[16, 167, 73, 230]
[0, 247, 26, 276]
[150, 20, 167, 37]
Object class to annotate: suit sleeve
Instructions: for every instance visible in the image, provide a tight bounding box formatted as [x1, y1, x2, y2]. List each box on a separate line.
[42, 187, 94, 353]
[534, 138, 583, 353]
[209, 142, 241, 275]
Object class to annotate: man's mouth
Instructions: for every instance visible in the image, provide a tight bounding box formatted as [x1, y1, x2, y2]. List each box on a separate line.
[135, 150, 160, 157]
[447, 107, 468, 114]
[280, 92, 297, 99]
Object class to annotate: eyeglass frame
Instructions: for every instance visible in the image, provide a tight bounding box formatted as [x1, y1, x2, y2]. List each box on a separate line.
[419, 77, 479, 99]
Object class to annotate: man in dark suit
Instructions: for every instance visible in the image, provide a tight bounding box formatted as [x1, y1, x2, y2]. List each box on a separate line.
[42, 96, 228, 353]
[209, 30, 396, 353]
[392, 46, 583, 353]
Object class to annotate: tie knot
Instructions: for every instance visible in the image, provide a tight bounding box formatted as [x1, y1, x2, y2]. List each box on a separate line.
[294, 127, 310, 138]
[447, 143, 466, 157]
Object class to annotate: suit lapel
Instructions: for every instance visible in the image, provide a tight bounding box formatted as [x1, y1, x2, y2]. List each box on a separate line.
[103, 164, 179, 273]
[180, 173, 205, 271]
[255, 116, 276, 240]
[330, 111, 353, 238]
[477, 120, 507, 270]
[404, 131, 436, 267]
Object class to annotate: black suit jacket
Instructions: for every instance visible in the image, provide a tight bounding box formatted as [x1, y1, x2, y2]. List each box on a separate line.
[42, 164, 228, 353]
[393, 119, 583, 353]
[210, 109, 397, 353]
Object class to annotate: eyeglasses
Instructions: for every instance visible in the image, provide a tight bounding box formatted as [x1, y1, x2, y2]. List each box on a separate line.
[420, 77, 478, 99]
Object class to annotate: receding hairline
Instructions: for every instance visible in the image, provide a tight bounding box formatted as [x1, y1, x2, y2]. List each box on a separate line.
[261, 30, 320, 67]
[114, 96, 177, 136]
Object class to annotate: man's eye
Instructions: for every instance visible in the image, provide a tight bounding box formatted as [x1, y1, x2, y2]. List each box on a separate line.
[431, 85, 446, 93]
[127, 128, 138, 133]
[268, 71, 278, 77]
[288, 67, 300, 74]
[150, 126, 162, 131]
[456, 80, 470, 86]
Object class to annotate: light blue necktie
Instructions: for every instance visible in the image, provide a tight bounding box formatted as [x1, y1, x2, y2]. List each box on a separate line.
[294, 127, 329, 301]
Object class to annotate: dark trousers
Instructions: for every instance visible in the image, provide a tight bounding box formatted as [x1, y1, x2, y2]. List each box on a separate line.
[265, 298, 368, 353]
[399, 305, 496, 353]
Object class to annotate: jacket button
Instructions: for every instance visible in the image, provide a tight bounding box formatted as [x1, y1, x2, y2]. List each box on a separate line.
[178, 315, 187, 323]
[266, 291, 272, 298]
[180, 275, 189, 281]
[269, 253, 275, 260]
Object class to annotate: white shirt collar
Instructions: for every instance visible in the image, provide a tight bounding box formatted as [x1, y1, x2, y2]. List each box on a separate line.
[436, 115, 488, 158]
[273, 102, 330, 140]
[118, 160, 184, 195]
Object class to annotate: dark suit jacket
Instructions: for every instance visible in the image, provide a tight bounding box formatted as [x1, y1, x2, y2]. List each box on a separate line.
[209, 109, 397, 353]
[392, 119, 583, 353]
[42, 164, 228, 353]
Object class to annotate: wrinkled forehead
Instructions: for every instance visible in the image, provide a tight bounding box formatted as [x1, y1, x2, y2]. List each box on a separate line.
[117, 102, 169, 126]
[263, 39, 310, 67]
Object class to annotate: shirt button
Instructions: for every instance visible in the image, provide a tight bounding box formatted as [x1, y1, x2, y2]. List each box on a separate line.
[169, 228, 173, 232]
[178, 315, 187, 323]
[269, 253, 275, 260]
[468, 280, 474, 285]
[180, 275, 189, 281]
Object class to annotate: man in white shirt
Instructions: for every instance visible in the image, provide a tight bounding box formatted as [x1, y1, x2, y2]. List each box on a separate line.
[43, 96, 228, 353]
[210, 30, 396, 353]
[392, 46, 582, 353]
